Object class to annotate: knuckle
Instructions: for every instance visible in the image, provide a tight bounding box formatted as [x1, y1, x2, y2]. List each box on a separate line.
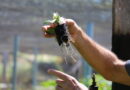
[66, 19, 75, 26]
[71, 84, 78, 90]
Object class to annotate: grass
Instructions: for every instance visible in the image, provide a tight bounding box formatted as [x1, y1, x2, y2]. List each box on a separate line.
[40, 80, 56, 88]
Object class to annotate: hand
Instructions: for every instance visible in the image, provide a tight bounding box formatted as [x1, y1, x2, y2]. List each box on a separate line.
[48, 69, 88, 90]
[42, 19, 82, 42]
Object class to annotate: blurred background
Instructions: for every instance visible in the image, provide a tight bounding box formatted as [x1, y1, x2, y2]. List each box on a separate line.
[0, 0, 112, 90]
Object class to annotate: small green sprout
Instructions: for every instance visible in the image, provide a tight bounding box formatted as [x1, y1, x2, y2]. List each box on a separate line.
[43, 13, 65, 34]
[44, 13, 61, 25]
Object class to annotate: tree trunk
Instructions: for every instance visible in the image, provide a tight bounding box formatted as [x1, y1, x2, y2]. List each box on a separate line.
[112, 0, 130, 90]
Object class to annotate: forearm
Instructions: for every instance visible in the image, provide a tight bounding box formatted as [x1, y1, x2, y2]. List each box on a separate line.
[72, 27, 122, 79]
[42, 19, 130, 85]
[69, 25, 130, 85]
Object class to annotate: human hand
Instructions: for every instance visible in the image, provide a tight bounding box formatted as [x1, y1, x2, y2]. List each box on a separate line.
[48, 69, 88, 90]
[42, 19, 82, 42]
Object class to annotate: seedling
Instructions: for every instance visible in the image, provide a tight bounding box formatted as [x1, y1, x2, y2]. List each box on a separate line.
[44, 13, 69, 46]
[44, 13, 78, 63]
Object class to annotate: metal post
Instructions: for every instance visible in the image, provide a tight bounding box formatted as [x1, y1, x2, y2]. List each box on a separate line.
[2, 52, 8, 90]
[82, 22, 94, 78]
[32, 48, 38, 90]
[12, 35, 20, 90]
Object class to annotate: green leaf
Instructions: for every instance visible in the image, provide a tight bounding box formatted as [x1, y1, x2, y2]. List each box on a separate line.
[43, 20, 56, 24]
[43, 12, 62, 25]
[46, 28, 55, 35]
[53, 13, 60, 20]
[43, 12, 62, 35]
[53, 13, 60, 24]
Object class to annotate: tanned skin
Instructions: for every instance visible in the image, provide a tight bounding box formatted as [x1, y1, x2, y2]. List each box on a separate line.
[42, 19, 130, 90]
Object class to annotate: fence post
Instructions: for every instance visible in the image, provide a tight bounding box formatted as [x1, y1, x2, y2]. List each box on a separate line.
[2, 52, 8, 90]
[12, 35, 20, 90]
[32, 48, 38, 90]
[82, 22, 94, 78]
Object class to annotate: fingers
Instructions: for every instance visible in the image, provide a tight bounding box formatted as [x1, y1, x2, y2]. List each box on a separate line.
[42, 19, 75, 32]
[56, 79, 66, 87]
[42, 26, 55, 38]
[48, 69, 82, 90]
[42, 24, 57, 32]
[65, 19, 75, 27]
[56, 79, 74, 90]
[48, 69, 72, 81]
[43, 33, 55, 38]
[42, 24, 57, 38]
[42, 23, 57, 30]
[42, 19, 76, 39]
[56, 85, 63, 90]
